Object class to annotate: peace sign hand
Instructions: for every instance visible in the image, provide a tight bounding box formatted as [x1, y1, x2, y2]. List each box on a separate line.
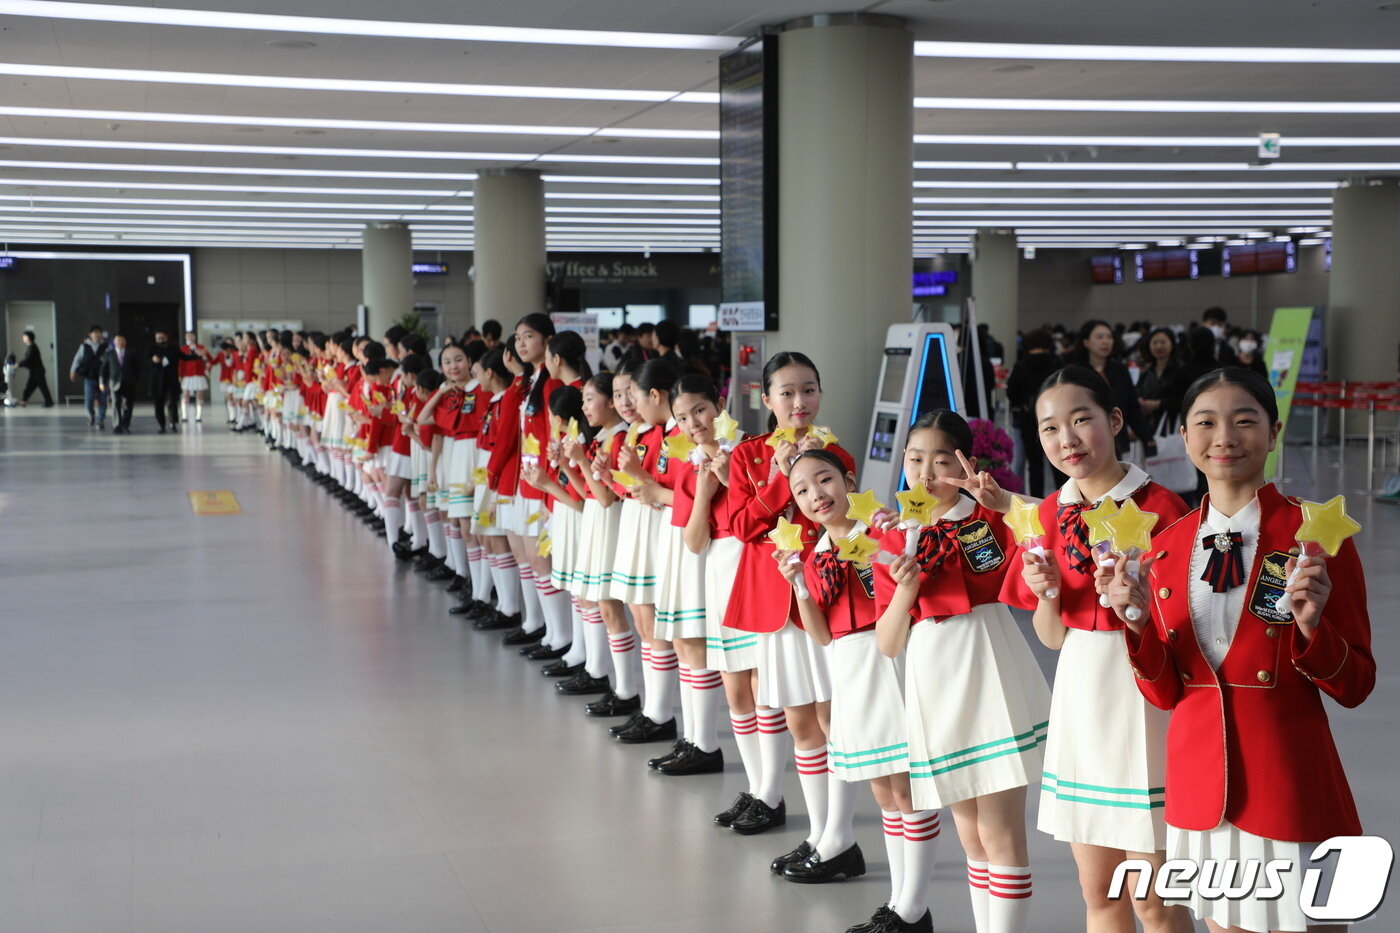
[943, 449, 1013, 512]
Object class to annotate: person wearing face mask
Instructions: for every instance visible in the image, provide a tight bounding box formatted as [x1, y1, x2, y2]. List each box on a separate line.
[1234, 329, 1267, 378]
[1200, 307, 1238, 366]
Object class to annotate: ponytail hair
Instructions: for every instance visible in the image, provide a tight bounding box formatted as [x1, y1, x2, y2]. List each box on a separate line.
[669, 372, 720, 406]
[548, 384, 596, 444]
[416, 368, 445, 393]
[908, 408, 974, 458]
[548, 331, 593, 381]
[634, 357, 680, 399]
[761, 350, 822, 393]
[480, 347, 511, 386]
[587, 370, 616, 400]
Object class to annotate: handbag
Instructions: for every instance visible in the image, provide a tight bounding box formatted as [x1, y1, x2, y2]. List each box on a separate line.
[1144, 414, 1197, 494]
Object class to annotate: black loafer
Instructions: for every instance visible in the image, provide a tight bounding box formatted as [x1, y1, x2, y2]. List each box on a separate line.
[540, 659, 581, 677]
[615, 716, 676, 744]
[845, 905, 896, 933]
[446, 575, 467, 594]
[449, 600, 490, 617]
[556, 674, 609, 697]
[658, 744, 724, 777]
[770, 841, 814, 875]
[782, 843, 866, 884]
[501, 627, 544, 647]
[730, 798, 786, 835]
[873, 909, 932, 933]
[647, 739, 689, 771]
[714, 792, 755, 827]
[587, 692, 641, 718]
[427, 564, 456, 582]
[524, 642, 569, 660]
[472, 610, 517, 631]
[608, 711, 646, 736]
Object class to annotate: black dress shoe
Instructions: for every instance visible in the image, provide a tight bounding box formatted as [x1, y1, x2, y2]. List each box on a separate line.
[501, 627, 544, 647]
[472, 610, 518, 631]
[412, 554, 441, 574]
[555, 672, 609, 695]
[647, 739, 689, 771]
[615, 716, 676, 744]
[392, 541, 415, 561]
[658, 744, 724, 777]
[450, 600, 490, 618]
[540, 659, 580, 677]
[427, 564, 456, 582]
[446, 575, 466, 593]
[524, 642, 569, 660]
[607, 711, 647, 736]
[782, 843, 866, 884]
[714, 792, 756, 827]
[730, 798, 786, 835]
[587, 691, 641, 718]
[845, 905, 896, 933]
[770, 841, 814, 875]
[871, 909, 932, 933]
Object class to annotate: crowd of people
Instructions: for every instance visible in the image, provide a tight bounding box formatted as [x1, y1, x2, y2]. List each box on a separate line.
[216, 313, 1369, 933]
[62, 325, 223, 433]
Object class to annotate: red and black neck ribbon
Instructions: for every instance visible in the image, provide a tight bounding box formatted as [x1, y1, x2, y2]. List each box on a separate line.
[915, 520, 964, 576]
[1199, 531, 1246, 593]
[1057, 502, 1094, 574]
[813, 550, 845, 608]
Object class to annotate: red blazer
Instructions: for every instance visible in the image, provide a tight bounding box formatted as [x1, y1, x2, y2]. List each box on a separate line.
[486, 379, 526, 496]
[722, 434, 856, 634]
[1001, 482, 1189, 631]
[802, 547, 880, 639]
[519, 375, 563, 502]
[1125, 483, 1374, 842]
[876, 502, 1015, 624]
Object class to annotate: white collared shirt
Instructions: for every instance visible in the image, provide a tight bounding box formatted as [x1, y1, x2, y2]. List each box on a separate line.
[1188, 497, 1261, 670]
[1058, 461, 1151, 507]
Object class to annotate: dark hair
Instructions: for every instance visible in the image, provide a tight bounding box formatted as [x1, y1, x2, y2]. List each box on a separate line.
[400, 333, 428, 356]
[363, 358, 394, 376]
[278, 331, 295, 351]
[1069, 319, 1114, 367]
[1020, 327, 1055, 355]
[460, 339, 488, 365]
[416, 368, 445, 393]
[1037, 364, 1120, 428]
[586, 370, 615, 400]
[335, 335, 353, 357]
[618, 323, 636, 336]
[502, 334, 533, 381]
[400, 353, 430, 376]
[1181, 366, 1279, 423]
[907, 408, 973, 458]
[221, 339, 235, 351]
[1202, 306, 1228, 324]
[21, 329, 35, 342]
[516, 314, 558, 412]
[633, 357, 680, 399]
[547, 331, 593, 381]
[361, 339, 387, 361]
[1186, 325, 1217, 364]
[669, 372, 719, 406]
[761, 350, 822, 393]
[654, 319, 679, 349]
[88, 324, 104, 334]
[437, 342, 467, 369]
[481, 319, 502, 341]
[548, 384, 596, 444]
[635, 322, 655, 335]
[479, 346, 512, 385]
[616, 357, 642, 379]
[790, 448, 851, 478]
[383, 324, 408, 346]
[1140, 326, 1178, 366]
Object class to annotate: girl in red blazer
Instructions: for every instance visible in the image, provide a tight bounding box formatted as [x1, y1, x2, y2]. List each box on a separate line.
[1107, 367, 1374, 933]
[1002, 365, 1194, 933]
[720, 352, 857, 862]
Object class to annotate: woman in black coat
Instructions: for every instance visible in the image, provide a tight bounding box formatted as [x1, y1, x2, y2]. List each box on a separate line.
[1007, 327, 1065, 496]
[1069, 319, 1157, 458]
[1134, 326, 1183, 432]
[17, 330, 54, 406]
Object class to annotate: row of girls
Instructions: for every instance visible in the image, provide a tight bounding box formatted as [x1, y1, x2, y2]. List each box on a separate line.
[243, 315, 1372, 933]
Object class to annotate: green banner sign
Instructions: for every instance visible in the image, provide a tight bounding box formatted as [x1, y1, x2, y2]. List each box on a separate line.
[1264, 306, 1317, 479]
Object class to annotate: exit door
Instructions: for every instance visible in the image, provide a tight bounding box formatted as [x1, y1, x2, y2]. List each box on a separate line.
[5, 300, 57, 403]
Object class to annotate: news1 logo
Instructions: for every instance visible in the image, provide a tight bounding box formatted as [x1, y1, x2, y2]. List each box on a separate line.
[1109, 836, 1394, 922]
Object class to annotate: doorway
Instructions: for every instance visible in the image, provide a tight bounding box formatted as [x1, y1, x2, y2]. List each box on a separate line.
[5, 300, 57, 404]
[118, 302, 181, 401]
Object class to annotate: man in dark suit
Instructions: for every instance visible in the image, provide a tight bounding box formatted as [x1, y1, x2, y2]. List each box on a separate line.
[99, 334, 141, 434]
[149, 330, 182, 433]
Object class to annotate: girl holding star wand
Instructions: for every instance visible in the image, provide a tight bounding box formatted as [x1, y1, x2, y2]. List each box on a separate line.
[1107, 367, 1374, 933]
[875, 409, 1049, 933]
[1001, 365, 1193, 933]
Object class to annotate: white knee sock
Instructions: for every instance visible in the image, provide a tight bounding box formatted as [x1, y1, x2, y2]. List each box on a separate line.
[445, 526, 466, 576]
[518, 567, 543, 633]
[794, 746, 830, 847]
[466, 546, 490, 599]
[967, 859, 991, 933]
[560, 599, 587, 666]
[583, 608, 610, 679]
[316, 445, 330, 474]
[407, 502, 426, 550]
[382, 497, 404, 548]
[894, 810, 942, 924]
[538, 580, 572, 649]
[987, 865, 1031, 933]
[688, 668, 723, 753]
[883, 811, 906, 909]
[816, 770, 859, 857]
[195, 399, 203, 422]
[607, 630, 639, 700]
[425, 511, 446, 559]
[643, 646, 677, 724]
[729, 710, 762, 794]
[489, 553, 523, 617]
[677, 665, 695, 743]
[755, 709, 791, 808]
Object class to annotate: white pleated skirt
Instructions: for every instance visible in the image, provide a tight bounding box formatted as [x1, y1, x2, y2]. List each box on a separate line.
[1167, 824, 1332, 932]
[565, 498, 595, 599]
[517, 496, 548, 539]
[240, 383, 260, 403]
[180, 375, 210, 392]
[431, 443, 451, 512]
[611, 498, 663, 604]
[471, 447, 503, 537]
[386, 450, 413, 481]
[655, 523, 707, 641]
[446, 437, 475, 519]
[705, 537, 759, 672]
[756, 621, 831, 709]
[1039, 627, 1169, 853]
[409, 442, 428, 497]
[549, 502, 579, 591]
[904, 604, 1051, 810]
[280, 388, 303, 424]
[828, 631, 909, 782]
[578, 499, 621, 601]
[322, 392, 344, 447]
[494, 494, 525, 536]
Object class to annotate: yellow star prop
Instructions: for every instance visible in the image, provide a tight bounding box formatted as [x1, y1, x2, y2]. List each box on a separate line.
[663, 432, 697, 462]
[812, 425, 840, 448]
[536, 533, 553, 558]
[1104, 499, 1158, 554]
[1295, 494, 1361, 557]
[845, 488, 888, 526]
[472, 467, 489, 485]
[611, 469, 641, 489]
[474, 507, 493, 528]
[768, 517, 806, 553]
[1005, 496, 1046, 544]
[1083, 498, 1120, 548]
[712, 409, 740, 443]
[835, 531, 881, 566]
[566, 418, 582, 442]
[896, 484, 938, 526]
[767, 427, 797, 449]
[522, 435, 542, 457]
[625, 423, 641, 449]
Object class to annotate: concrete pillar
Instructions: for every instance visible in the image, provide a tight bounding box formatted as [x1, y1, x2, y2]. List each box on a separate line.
[361, 221, 413, 341]
[971, 229, 1019, 365]
[773, 13, 913, 446]
[1328, 179, 1400, 381]
[473, 168, 546, 328]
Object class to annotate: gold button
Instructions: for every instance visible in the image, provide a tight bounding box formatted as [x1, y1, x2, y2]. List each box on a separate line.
[1167, 629, 1179, 641]
[1289, 546, 1301, 555]
[807, 529, 816, 537]
[1156, 550, 1167, 559]
[1257, 670, 1272, 683]
[1181, 669, 1191, 680]
[1265, 626, 1278, 639]
[1158, 587, 1171, 599]
[756, 480, 765, 487]
[752, 457, 762, 464]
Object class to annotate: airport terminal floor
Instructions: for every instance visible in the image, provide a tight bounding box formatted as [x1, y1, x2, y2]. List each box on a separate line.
[1, 406, 1396, 933]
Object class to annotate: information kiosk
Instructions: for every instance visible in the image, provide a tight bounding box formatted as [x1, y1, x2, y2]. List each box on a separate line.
[860, 323, 964, 503]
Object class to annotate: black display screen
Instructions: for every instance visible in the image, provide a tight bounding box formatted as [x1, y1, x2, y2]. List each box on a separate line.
[719, 39, 778, 330]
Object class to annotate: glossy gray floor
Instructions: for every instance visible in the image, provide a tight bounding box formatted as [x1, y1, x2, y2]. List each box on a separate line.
[0, 407, 1395, 932]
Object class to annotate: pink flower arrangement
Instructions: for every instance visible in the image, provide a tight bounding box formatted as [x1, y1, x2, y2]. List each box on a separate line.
[968, 418, 1024, 494]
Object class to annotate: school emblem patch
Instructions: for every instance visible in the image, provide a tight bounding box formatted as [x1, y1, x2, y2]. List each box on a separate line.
[1248, 550, 1296, 624]
[956, 520, 1006, 573]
